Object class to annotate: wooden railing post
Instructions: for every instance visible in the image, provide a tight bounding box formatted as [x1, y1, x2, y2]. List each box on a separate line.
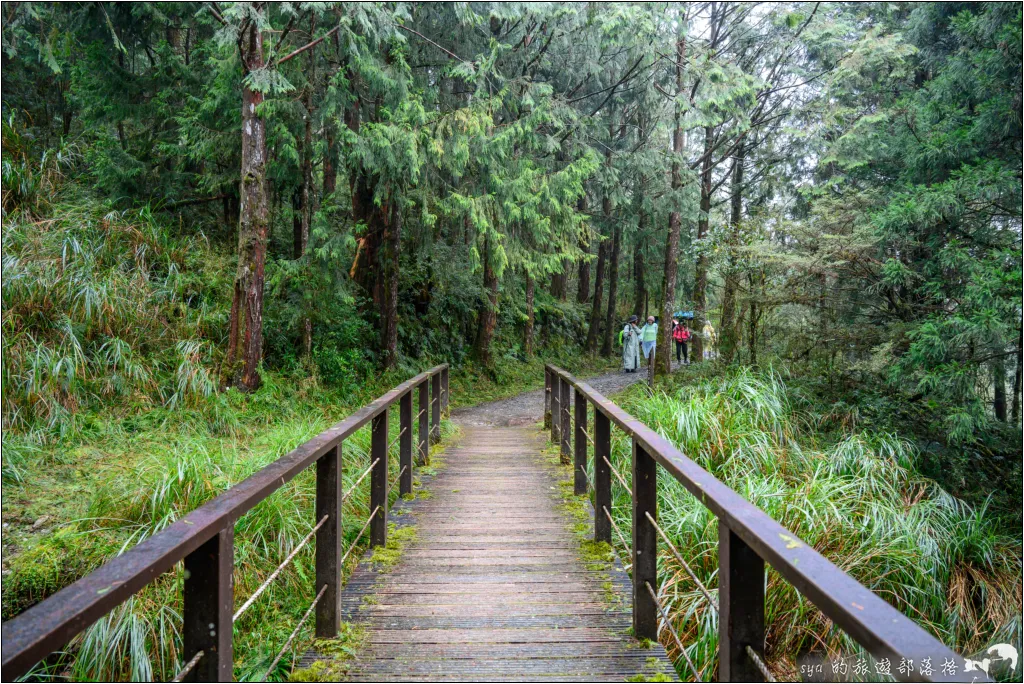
[430, 373, 441, 444]
[418, 380, 429, 466]
[315, 444, 341, 637]
[719, 522, 765, 681]
[559, 377, 571, 465]
[550, 372, 561, 444]
[544, 368, 552, 428]
[632, 440, 657, 642]
[182, 527, 233, 682]
[399, 391, 413, 496]
[594, 410, 611, 544]
[370, 410, 388, 548]
[573, 389, 588, 495]
[441, 366, 449, 416]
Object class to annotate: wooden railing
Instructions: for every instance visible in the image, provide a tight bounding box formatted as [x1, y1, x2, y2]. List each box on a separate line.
[1, 364, 450, 682]
[544, 365, 978, 683]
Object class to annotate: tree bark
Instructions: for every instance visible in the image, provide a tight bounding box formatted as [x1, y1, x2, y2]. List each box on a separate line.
[226, 14, 269, 392]
[631, 182, 647, 319]
[550, 266, 568, 301]
[632, 238, 645, 319]
[380, 197, 401, 369]
[601, 222, 622, 356]
[576, 194, 591, 304]
[691, 124, 714, 363]
[524, 270, 535, 356]
[748, 270, 760, 367]
[346, 80, 385, 308]
[657, 25, 686, 374]
[323, 126, 337, 198]
[719, 146, 745, 363]
[585, 238, 608, 353]
[474, 232, 499, 366]
[298, 42, 314, 359]
[993, 358, 1007, 422]
[1012, 326, 1022, 424]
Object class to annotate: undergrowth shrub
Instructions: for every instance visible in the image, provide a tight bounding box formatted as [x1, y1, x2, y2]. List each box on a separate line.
[1, 186, 224, 448]
[600, 367, 1022, 680]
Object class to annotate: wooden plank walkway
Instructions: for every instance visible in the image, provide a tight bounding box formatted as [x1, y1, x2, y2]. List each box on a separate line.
[299, 424, 678, 682]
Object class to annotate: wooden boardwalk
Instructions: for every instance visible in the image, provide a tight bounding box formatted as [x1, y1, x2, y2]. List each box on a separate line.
[300, 424, 678, 682]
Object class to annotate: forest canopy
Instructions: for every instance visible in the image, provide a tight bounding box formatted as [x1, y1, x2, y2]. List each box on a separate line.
[3, 1, 1019, 437]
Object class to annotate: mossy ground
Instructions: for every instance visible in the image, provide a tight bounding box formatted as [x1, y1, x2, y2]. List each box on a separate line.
[287, 626, 367, 682]
[369, 523, 417, 570]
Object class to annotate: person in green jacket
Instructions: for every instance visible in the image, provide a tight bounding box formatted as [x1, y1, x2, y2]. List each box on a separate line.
[639, 316, 658, 362]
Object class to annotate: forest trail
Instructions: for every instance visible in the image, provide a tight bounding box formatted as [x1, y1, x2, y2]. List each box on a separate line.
[453, 364, 675, 427]
[298, 408, 677, 681]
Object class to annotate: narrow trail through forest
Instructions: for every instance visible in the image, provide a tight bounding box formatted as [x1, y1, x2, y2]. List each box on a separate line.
[454, 363, 677, 427]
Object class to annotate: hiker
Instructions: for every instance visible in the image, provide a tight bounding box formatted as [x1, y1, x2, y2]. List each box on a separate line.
[673, 318, 690, 365]
[639, 316, 658, 363]
[703, 321, 717, 360]
[621, 315, 642, 373]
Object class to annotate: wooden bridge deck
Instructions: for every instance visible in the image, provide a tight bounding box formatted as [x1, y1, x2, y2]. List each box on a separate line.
[299, 424, 678, 682]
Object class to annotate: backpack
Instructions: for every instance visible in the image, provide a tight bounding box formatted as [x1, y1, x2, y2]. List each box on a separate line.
[673, 325, 690, 342]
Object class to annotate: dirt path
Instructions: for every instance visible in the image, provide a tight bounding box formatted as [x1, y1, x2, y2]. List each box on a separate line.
[453, 363, 678, 427]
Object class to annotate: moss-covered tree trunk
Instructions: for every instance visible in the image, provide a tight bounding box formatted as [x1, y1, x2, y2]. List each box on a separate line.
[226, 14, 268, 392]
[576, 194, 591, 304]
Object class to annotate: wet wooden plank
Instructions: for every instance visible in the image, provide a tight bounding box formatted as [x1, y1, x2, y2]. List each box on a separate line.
[300, 425, 678, 682]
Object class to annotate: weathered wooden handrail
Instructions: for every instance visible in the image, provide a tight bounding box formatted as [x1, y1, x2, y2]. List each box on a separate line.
[1, 364, 450, 681]
[545, 365, 979, 683]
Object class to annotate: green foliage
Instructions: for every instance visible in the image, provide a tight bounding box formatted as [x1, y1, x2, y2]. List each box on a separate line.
[595, 368, 1021, 679]
[1, 180, 223, 445]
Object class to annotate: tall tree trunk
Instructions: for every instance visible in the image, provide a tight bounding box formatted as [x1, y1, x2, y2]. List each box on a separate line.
[719, 146, 745, 363]
[993, 357, 1007, 422]
[632, 238, 645, 319]
[346, 81, 385, 307]
[550, 266, 567, 300]
[576, 194, 591, 304]
[1012, 326, 1022, 424]
[657, 25, 686, 374]
[292, 190, 303, 259]
[524, 270, 535, 356]
[323, 126, 337, 198]
[226, 15, 268, 392]
[474, 232, 499, 366]
[601, 223, 622, 356]
[631, 182, 647, 318]
[748, 270, 759, 367]
[585, 239, 608, 353]
[380, 197, 401, 369]
[691, 124, 714, 363]
[298, 44, 314, 359]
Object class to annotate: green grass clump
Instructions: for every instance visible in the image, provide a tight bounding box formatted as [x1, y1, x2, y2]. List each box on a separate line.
[599, 366, 1021, 681]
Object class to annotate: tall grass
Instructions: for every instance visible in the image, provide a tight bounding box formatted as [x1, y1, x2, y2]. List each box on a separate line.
[7, 377, 458, 681]
[594, 367, 1022, 681]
